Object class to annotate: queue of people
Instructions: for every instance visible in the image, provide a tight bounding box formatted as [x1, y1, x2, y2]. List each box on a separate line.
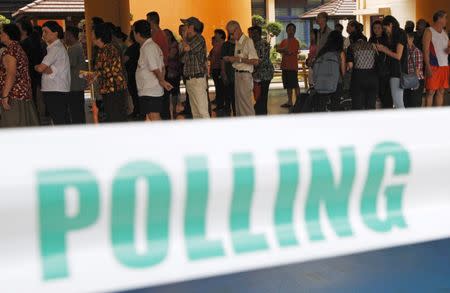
[0, 10, 448, 128]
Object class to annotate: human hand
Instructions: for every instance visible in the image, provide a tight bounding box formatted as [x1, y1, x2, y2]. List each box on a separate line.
[425, 65, 433, 78]
[160, 80, 174, 91]
[2, 97, 11, 111]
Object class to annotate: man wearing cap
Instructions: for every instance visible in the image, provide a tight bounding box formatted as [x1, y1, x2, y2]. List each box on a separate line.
[224, 20, 259, 116]
[180, 17, 209, 119]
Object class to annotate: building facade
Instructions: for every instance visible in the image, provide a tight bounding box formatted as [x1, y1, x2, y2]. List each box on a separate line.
[252, 0, 336, 45]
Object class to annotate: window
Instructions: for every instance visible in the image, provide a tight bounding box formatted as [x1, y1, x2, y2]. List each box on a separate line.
[275, 0, 333, 47]
[251, 0, 267, 19]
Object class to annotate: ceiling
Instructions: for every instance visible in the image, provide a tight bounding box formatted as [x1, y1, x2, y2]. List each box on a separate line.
[0, 0, 34, 17]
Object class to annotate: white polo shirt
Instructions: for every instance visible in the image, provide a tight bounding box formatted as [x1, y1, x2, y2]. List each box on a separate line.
[136, 38, 165, 97]
[232, 34, 259, 73]
[41, 39, 71, 92]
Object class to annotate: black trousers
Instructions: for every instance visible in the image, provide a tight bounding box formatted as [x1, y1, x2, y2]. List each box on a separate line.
[404, 79, 425, 108]
[351, 70, 379, 110]
[67, 91, 86, 124]
[254, 80, 271, 115]
[211, 69, 225, 108]
[224, 81, 236, 116]
[103, 90, 128, 123]
[161, 71, 171, 120]
[378, 75, 393, 109]
[43, 92, 69, 125]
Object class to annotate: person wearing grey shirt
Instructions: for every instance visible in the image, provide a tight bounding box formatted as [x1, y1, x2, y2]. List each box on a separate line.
[316, 12, 332, 53]
[65, 26, 87, 123]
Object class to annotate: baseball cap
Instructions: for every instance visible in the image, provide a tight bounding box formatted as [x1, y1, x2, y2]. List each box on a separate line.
[181, 17, 204, 33]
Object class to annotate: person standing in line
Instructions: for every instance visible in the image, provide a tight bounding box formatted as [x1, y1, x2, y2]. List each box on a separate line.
[35, 21, 71, 125]
[249, 25, 274, 115]
[65, 26, 87, 124]
[224, 20, 259, 117]
[307, 29, 319, 87]
[346, 31, 378, 110]
[404, 31, 425, 108]
[124, 27, 141, 119]
[165, 29, 183, 119]
[369, 20, 392, 109]
[179, 17, 209, 119]
[147, 11, 171, 120]
[177, 24, 192, 117]
[134, 20, 173, 121]
[414, 19, 429, 51]
[316, 12, 332, 53]
[221, 34, 236, 116]
[375, 16, 408, 109]
[0, 24, 39, 127]
[17, 18, 46, 113]
[277, 23, 300, 109]
[88, 23, 128, 122]
[209, 29, 226, 113]
[423, 10, 449, 107]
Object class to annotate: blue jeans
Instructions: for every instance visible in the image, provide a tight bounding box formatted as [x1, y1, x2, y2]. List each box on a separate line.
[390, 78, 405, 109]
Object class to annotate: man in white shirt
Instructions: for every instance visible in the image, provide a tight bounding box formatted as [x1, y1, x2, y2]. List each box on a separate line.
[224, 21, 259, 116]
[133, 20, 173, 121]
[35, 21, 71, 125]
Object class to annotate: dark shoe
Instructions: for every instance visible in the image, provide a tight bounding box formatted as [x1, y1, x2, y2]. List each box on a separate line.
[281, 103, 293, 108]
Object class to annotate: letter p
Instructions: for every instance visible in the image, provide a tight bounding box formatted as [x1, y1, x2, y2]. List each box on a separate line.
[38, 169, 99, 280]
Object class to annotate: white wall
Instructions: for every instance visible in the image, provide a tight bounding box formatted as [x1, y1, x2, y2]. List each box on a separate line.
[364, 0, 416, 26]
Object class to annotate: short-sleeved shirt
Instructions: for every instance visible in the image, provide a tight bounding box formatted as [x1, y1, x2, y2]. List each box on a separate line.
[41, 39, 71, 92]
[0, 41, 32, 100]
[136, 38, 165, 97]
[182, 34, 207, 78]
[317, 26, 332, 53]
[253, 39, 274, 81]
[386, 31, 408, 78]
[221, 41, 236, 82]
[346, 40, 376, 70]
[95, 43, 128, 95]
[233, 34, 259, 73]
[67, 42, 87, 92]
[280, 38, 299, 71]
[152, 29, 170, 67]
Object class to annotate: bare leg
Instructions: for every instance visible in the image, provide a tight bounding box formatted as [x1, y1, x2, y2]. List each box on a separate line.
[434, 89, 445, 107]
[425, 90, 436, 107]
[145, 113, 161, 121]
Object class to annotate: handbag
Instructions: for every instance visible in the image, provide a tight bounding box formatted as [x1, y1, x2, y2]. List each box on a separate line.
[400, 50, 419, 90]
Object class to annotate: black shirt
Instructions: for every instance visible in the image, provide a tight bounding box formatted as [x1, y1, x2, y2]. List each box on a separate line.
[124, 42, 140, 97]
[20, 36, 46, 85]
[221, 41, 236, 83]
[386, 30, 408, 78]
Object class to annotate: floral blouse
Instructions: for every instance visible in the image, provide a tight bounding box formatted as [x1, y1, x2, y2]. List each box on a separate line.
[253, 39, 274, 82]
[0, 41, 32, 100]
[95, 43, 127, 95]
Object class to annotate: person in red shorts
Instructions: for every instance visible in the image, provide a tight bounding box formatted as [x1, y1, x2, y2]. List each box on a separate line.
[423, 10, 449, 107]
[277, 23, 300, 109]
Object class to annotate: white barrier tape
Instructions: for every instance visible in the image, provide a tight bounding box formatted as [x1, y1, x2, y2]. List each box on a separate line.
[1, 109, 450, 293]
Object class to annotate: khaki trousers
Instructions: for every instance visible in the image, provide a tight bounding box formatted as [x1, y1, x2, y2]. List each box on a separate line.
[235, 72, 255, 116]
[186, 77, 210, 119]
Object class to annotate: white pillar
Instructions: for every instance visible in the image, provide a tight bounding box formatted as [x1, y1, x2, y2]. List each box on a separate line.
[266, 0, 275, 22]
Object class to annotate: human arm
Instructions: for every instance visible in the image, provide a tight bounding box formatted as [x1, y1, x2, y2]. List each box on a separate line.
[422, 28, 432, 77]
[2, 55, 17, 110]
[340, 51, 346, 77]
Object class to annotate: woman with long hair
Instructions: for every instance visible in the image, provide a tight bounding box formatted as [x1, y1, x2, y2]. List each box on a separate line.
[369, 20, 392, 109]
[375, 15, 407, 109]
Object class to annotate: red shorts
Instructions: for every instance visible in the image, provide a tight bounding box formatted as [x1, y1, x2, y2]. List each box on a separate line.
[426, 66, 449, 91]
